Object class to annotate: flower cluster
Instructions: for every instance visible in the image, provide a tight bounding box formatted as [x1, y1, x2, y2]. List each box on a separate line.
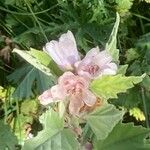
[38, 31, 117, 115]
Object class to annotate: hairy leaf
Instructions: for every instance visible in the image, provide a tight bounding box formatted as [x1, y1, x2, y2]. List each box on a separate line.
[0, 121, 18, 150]
[90, 74, 145, 100]
[129, 107, 145, 121]
[22, 109, 79, 150]
[94, 123, 150, 150]
[13, 48, 52, 76]
[86, 103, 124, 140]
[117, 64, 128, 74]
[7, 65, 54, 99]
[105, 13, 120, 61]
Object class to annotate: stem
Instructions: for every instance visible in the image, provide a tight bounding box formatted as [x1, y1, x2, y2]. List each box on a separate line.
[141, 87, 150, 128]
[15, 99, 22, 144]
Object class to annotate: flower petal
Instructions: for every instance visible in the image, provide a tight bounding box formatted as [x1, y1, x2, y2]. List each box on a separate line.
[69, 94, 84, 115]
[83, 90, 97, 106]
[106, 62, 118, 71]
[43, 41, 63, 66]
[94, 50, 112, 67]
[59, 31, 80, 65]
[38, 89, 53, 105]
[84, 47, 99, 59]
[43, 31, 80, 71]
[101, 68, 117, 75]
[51, 85, 65, 99]
[58, 72, 89, 91]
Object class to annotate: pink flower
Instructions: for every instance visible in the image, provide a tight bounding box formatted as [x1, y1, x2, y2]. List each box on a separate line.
[75, 47, 117, 79]
[43, 31, 80, 71]
[38, 72, 96, 115]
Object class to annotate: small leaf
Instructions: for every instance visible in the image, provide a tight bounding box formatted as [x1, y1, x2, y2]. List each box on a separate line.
[21, 99, 38, 115]
[86, 103, 124, 140]
[117, 64, 128, 75]
[105, 13, 120, 61]
[0, 121, 18, 150]
[126, 48, 140, 62]
[94, 123, 150, 150]
[129, 107, 145, 121]
[90, 74, 145, 100]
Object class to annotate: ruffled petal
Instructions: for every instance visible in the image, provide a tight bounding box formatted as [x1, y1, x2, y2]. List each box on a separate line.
[83, 90, 97, 106]
[51, 85, 65, 99]
[38, 89, 53, 105]
[69, 94, 84, 115]
[58, 72, 74, 85]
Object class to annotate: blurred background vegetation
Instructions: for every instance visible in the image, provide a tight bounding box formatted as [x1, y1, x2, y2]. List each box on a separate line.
[0, 0, 150, 147]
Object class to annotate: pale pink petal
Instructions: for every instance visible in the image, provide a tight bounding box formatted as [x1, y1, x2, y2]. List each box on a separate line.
[69, 94, 84, 115]
[101, 68, 117, 75]
[43, 41, 63, 66]
[84, 47, 99, 59]
[58, 72, 89, 90]
[77, 69, 92, 80]
[94, 50, 112, 67]
[74, 61, 82, 69]
[43, 31, 80, 71]
[38, 89, 53, 105]
[83, 90, 97, 106]
[59, 30, 80, 63]
[58, 72, 74, 85]
[51, 85, 65, 99]
[106, 62, 118, 71]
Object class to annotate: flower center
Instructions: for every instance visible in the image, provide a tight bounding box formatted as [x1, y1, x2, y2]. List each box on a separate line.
[83, 64, 100, 75]
[64, 81, 83, 95]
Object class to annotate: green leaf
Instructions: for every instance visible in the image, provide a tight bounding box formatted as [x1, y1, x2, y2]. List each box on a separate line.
[90, 74, 145, 100]
[116, 0, 134, 15]
[29, 48, 63, 76]
[7, 65, 54, 99]
[105, 13, 120, 61]
[94, 123, 150, 150]
[13, 48, 59, 77]
[129, 107, 145, 121]
[86, 103, 124, 140]
[117, 64, 128, 74]
[0, 121, 18, 150]
[126, 48, 140, 62]
[23, 109, 79, 150]
[11, 114, 33, 145]
[21, 99, 38, 115]
[112, 87, 141, 109]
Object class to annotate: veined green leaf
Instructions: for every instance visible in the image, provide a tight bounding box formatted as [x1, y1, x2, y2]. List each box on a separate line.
[13, 48, 58, 78]
[90, 74, 145, 100]
[86, 103, 124, 140]
[0, 121, 18, 150]
[105, 13, 120, 61]
[7, 65, 54, 99]
[22, 109, 79, 150]
[29, 48, 63, 76]
[94, 123, 150, 150]
[117, 64, 128, 75]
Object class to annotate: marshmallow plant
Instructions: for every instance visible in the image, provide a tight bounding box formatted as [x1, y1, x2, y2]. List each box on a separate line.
[14, 14, 148, 150]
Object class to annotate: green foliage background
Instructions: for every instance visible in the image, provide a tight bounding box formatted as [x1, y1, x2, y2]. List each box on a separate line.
[0, 0, 150, 149]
